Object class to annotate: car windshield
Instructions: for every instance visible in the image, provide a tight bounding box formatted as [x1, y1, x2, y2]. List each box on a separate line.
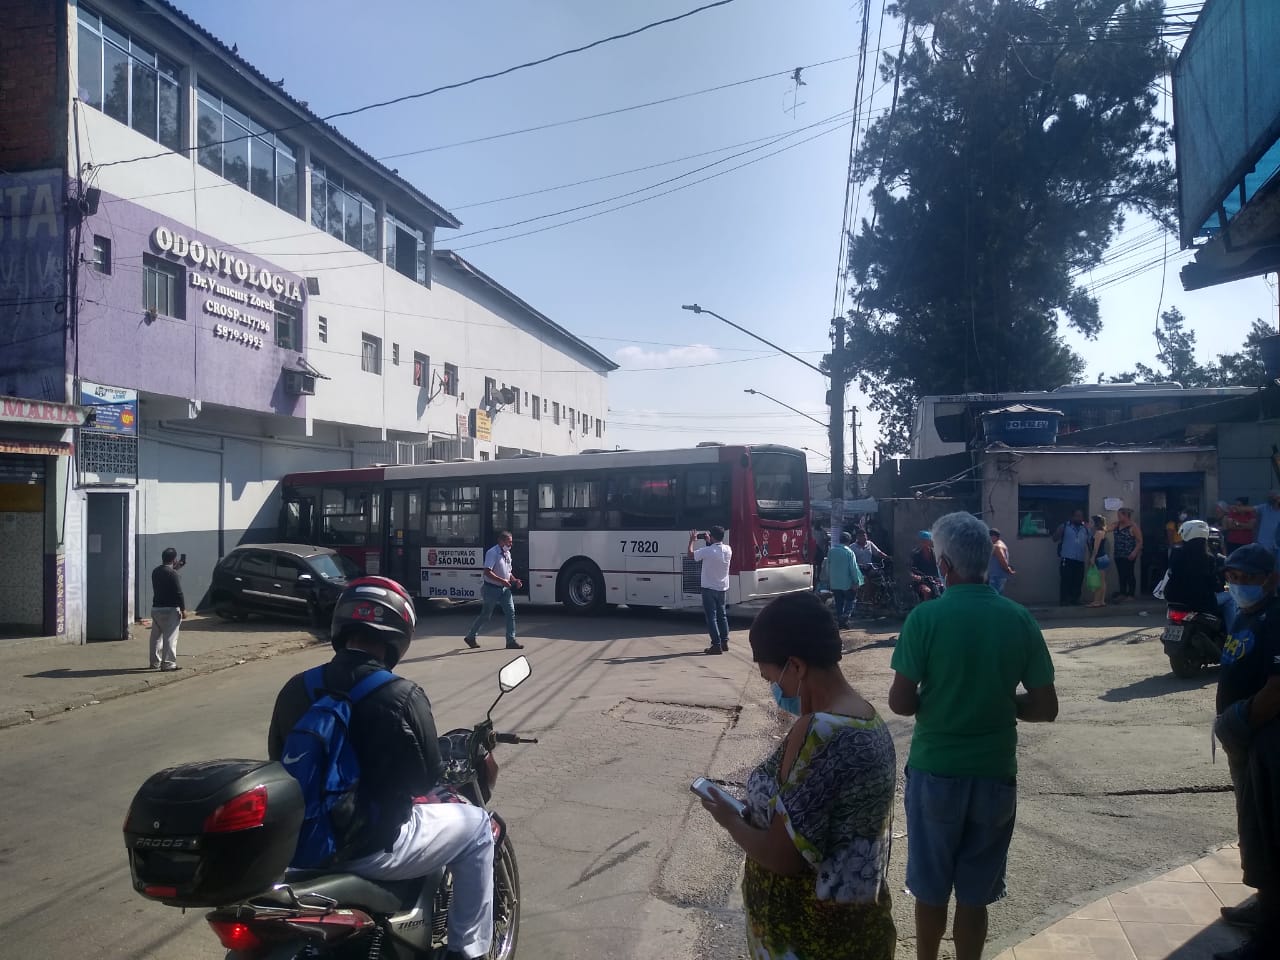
[308, 554, 346, 580]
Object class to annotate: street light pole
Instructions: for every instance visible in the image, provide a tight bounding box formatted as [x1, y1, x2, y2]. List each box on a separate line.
[682, 304, 826, 376]
[743, 388, 826, 429]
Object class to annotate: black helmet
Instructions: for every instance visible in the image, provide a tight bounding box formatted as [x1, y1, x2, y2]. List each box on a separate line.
[331, 576, 416, 668]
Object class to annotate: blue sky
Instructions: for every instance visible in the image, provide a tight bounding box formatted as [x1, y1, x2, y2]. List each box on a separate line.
[174, 0, 1276, 470]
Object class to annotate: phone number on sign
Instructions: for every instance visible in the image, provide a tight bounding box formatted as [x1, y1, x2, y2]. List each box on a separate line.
[213, 324, 263, 349]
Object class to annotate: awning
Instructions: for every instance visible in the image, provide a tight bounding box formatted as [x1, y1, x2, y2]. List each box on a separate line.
[0, 440, 74, 456]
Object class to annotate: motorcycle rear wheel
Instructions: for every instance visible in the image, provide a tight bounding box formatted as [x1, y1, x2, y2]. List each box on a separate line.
[1168, 651, 1202, 679]
[489, 836, 521, 960]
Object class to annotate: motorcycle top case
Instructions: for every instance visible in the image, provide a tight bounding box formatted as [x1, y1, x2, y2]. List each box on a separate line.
[124, 759, 303, 907]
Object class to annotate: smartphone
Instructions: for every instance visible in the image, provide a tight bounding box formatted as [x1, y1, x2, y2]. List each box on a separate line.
[179, 553, 187, 567]
[690, 777, 747, 818]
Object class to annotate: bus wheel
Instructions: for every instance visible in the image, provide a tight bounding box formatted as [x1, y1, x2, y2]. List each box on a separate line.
[561, 561, 605, 614]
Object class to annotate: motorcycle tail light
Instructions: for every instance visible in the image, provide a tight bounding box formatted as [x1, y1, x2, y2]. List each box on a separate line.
[203, 786, 268, 833]
[1168, 609, 1191, 623]
[208, 919, 263, 952]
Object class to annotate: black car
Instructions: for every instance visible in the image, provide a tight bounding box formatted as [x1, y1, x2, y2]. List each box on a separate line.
[210, 544, 349, 625]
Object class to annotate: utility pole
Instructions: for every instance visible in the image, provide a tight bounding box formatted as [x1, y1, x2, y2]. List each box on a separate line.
[827, 317, 847, 542]
[849, 404, 858, 499]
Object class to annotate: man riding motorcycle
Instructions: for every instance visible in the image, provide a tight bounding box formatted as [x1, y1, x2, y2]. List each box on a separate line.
[267, 576, 496, 960]
[1164, 520, 1223, 615]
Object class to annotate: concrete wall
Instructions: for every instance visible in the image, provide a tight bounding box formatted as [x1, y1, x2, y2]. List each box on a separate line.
[981, 447, 1219, 607]
[1218, 420, 1280, 502]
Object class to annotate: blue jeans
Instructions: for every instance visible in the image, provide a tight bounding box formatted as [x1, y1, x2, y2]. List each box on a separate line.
[989, 574, 1008, 595]
[833, 588, 855, 623]
[701, 588, 729, 648]
[465, 582, 517, 645]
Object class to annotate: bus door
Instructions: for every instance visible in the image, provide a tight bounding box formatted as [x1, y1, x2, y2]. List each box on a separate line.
[486, 482, 530, 596]
[385, 488, 423, 595]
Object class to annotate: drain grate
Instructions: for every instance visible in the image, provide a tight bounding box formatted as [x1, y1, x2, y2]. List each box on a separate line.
[648, 708, 711, 726]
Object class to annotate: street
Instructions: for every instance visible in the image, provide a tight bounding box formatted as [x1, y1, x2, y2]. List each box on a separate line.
[0, 604, 1239, 959]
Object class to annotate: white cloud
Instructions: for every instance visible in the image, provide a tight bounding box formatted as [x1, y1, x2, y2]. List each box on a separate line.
[614, 343, 718, 368]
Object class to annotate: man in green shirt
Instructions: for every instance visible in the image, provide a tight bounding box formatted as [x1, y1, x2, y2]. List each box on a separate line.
[889, 511, 1058, 960]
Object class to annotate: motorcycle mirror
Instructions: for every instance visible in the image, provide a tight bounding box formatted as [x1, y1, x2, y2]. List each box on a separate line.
[497, 655, 531, 693]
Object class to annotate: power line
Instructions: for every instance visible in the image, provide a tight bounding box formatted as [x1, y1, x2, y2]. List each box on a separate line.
[380, 52, 861, 163]
[88, 0, 745, 173]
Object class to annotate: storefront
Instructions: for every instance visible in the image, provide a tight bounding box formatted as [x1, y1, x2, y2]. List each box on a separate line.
[0, 398, 84, 640]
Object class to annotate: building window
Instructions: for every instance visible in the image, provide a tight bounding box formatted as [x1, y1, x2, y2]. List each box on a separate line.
[531, 394, 541, 420]
[413, 352, 429, 387]
[552, 402, 560, 425]
[77, 5, 181, 151]
[443, 363, 459, 396]
[275, 302, 300, 350]
[311, 161, 377, 257]
[392, 342, 400, 366]
[318, 316, 328, 343]
[484, 377, 497, 404]
[543, 398, 548, 413]
[480, 451, 490, 461]
[361, 334, 382, 374]
[582, 414, 589, 435]
[385, 209, 432, 286]
[91, 235, 112, 274]
[596, 418, 603, 438]
[196, 84, 298, 215]
[509, 385, 521, 414]
[1016, 485, 1088, 538]
[142, 253, 183, 318]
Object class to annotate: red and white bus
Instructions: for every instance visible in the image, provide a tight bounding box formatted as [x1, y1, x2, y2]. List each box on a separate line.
[279, 444, 813, 612]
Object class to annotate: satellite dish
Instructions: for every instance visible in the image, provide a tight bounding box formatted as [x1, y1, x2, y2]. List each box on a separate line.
[498, 387, 516, 406]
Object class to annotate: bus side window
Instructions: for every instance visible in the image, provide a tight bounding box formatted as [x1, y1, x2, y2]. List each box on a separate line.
[683, 468, 730, 529]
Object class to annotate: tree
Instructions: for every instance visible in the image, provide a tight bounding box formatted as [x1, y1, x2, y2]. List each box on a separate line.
[1105, 309, 1276, 386]
[845, 0, 1175, 454]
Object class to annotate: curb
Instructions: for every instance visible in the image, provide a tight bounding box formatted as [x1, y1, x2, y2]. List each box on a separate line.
[0, 633, 326, 731]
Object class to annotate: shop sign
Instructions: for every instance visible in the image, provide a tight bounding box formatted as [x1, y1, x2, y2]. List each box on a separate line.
[0, 398, 86, 426]
[80, 381, 138, 435]
[470, 408, 492, 442]
[456, 413, 468, 437]
[150, 226, 303, 303]
[0, 440, 74, 456]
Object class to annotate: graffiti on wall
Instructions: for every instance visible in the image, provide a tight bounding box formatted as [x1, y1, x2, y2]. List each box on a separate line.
[0, 171, 66, 401]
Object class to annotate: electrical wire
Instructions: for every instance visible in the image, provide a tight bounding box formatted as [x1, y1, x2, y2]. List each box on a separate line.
[87, 0, 745, 173]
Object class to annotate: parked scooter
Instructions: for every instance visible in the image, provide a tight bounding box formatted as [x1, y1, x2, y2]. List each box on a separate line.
[124, 656, 537, 959]
[1162, 604, 1227, 678]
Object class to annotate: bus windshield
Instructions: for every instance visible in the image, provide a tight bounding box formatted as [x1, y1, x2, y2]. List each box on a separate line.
[752, 451, 807, 521]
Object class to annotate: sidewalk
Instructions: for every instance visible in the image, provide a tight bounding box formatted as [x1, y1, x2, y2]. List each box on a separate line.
[0, 615, 324, 730]
[996, 844, 1250, 960]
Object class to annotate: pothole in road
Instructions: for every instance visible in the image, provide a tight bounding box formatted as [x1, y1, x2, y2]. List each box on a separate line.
[609, 697, 739, 733]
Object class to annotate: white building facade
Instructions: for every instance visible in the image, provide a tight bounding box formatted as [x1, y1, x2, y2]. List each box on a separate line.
[0, 0, 614, 641]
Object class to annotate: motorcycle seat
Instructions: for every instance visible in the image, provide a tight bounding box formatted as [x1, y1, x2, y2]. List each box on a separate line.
[276, 870, 431, 915]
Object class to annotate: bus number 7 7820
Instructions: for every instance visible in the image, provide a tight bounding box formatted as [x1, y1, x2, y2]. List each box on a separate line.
[620, 540, 660, 554]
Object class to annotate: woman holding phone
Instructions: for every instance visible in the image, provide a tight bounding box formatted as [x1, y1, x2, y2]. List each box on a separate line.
[699, 591, 897, 959]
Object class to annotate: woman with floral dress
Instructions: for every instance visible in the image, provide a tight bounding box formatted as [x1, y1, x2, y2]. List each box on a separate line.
[699, 591, 897, 959]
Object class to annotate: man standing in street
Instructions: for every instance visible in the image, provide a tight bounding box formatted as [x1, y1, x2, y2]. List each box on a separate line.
[1212, 543, 1280, 960]
[689, 526, 732, 655]
[889, 512, 1058, 960]
[150, 547, 186, 671]
[826, 530, 863, 628]
[463, 531, 523, 650]
[987, 528, 1016, 595]
[1053, 510, 1090, 605]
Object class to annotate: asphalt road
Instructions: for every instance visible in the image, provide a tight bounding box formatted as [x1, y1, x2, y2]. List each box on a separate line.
[0, 604, 1241, 960]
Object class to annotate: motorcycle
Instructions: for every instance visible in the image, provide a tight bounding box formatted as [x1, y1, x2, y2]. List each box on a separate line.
[1162, 604, 1227, 678]
[124, 656, 537, 959]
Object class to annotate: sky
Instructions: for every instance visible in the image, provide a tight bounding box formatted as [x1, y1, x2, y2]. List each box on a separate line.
[173, 0, 1278, 473]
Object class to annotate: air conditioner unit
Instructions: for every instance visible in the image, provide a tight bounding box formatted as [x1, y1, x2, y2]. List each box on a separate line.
[284, 370, 317, 396]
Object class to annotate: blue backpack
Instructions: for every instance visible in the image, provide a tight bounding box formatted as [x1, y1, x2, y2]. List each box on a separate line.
[281, 665, 396, 869]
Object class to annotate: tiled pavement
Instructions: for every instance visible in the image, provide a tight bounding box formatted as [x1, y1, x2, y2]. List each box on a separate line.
[995, 845, 1251, 960]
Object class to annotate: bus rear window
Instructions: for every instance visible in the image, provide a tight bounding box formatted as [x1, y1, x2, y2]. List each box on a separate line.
[752, 452, 807, 521]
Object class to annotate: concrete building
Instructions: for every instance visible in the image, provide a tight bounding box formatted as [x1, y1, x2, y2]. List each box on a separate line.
[0, 0, 615, 642]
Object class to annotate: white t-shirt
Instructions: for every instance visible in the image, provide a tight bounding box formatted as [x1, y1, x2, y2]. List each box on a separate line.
[694, 542, 732, 591]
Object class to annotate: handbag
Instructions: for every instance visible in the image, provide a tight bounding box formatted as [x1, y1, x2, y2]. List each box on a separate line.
[1086, 565, 1102, 591]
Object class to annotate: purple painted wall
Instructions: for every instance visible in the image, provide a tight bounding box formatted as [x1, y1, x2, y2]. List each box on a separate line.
[0, 170, 68, 402]
[75, 190, 308, 416]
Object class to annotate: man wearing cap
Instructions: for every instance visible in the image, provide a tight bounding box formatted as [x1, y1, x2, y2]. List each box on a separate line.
[910, 530, 944, 603]
[1212, 543, 1280, 960]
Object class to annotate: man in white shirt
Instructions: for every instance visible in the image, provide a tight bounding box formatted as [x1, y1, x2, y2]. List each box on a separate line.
[463, 530, 524, 650]
[851, 528, 890, 571]
[688, 525, 732, 655]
